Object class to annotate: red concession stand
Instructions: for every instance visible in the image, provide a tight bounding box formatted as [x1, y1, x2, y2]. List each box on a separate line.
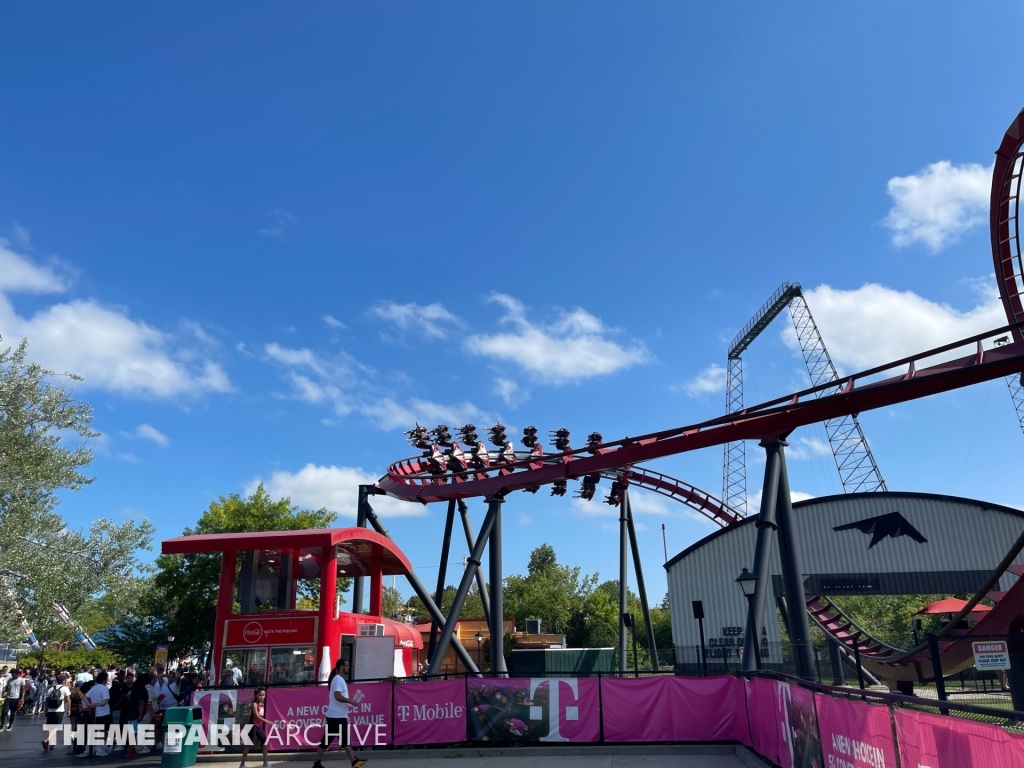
[161, 527, 422, 684]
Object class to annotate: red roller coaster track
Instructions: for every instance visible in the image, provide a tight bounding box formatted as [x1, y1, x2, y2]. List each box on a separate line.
[377, 107, 1024, 682]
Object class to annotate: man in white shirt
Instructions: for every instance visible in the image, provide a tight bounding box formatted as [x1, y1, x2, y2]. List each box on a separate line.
[74, 666, 93, 686]
[82, 671, 112, 757]
[1, 670, 25, 730]
[42, 673, 72, 751]
[311, 658, 365, 768]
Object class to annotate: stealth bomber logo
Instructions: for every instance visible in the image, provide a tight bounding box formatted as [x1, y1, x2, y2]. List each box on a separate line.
[832, 512, 927, 549]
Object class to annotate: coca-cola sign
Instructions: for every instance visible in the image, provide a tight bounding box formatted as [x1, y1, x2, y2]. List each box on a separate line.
[224, 616, 317, 647]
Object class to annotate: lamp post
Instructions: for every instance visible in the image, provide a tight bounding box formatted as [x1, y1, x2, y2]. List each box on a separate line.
[168, 635, 176, 670]
[475, 632, 483, 671]
[39, 640, 48, 673]
[735, 567, 760, 670]
[912, 618, 921, 648]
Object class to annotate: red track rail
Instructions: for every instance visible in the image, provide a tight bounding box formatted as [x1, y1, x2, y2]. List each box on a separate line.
[992, 106, 1024, 344]
[380, 323, 1024, 503]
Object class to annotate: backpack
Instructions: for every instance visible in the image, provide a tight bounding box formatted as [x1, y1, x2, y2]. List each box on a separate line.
[47, 685, 64, 709]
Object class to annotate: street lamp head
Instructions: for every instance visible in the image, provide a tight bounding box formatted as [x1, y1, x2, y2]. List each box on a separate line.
[167, 635, 175, 643]
[475, 632, 483, 644]
[736, 567, 758, 598]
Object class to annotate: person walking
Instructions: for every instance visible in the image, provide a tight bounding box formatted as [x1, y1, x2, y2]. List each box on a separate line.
[83, 671, 112, 757]
[239, 686, 270, 768]
[1, 669, 25, 730]
[42, 674, 71, 752]
[311, 658, 365, 768]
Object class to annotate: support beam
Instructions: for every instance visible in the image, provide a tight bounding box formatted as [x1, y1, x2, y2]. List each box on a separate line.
[775, 443, 817, 681]
[427, 499, 500, 675]
[211, 550, 237, 676]
[352, 486, 370, 614]
[488, 497, 507, 675]
[317, 543, 338, 680]
[458, 500, 491, 626]
[625, 491, 659, 672]
[369, 546, 383, 617]
[742, 442, 782, 672]
[619, 494, 629, 674]
[428, 499, 457, 665]
[361, 497, 480, 675]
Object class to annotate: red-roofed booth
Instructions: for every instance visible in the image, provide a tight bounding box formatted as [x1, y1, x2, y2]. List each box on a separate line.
[161, 527, 422, 684]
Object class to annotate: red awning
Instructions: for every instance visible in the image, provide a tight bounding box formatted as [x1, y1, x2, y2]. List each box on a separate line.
[383, 618, 423, 649]
[918, 597, 991, 615]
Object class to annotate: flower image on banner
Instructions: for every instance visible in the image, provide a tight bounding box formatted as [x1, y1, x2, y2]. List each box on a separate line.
[777, 681, 823, 768]
[814, 693, 895, 768]
[394, 678, 467, 745]
[466, 677, 599, 743]
[264, 682, 392, 751]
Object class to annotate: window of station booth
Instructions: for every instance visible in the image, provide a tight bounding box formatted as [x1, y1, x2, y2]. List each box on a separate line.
[220, 648, 267, 687]
[236, 548, 323, 613]
[269, 646, 316, 683]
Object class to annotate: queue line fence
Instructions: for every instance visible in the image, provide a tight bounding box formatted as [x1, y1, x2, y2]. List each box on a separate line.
[191, 670, 1024, 766]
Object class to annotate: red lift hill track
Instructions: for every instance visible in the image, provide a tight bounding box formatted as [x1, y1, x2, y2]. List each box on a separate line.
[377, 107, 1024, 679]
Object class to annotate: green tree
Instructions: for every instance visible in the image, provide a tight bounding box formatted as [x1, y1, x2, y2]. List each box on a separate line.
[505, 543, 598, 641]
[105, 486, 341, 666]
[0, 338, 154, 642]
[406, 583, 486, 623]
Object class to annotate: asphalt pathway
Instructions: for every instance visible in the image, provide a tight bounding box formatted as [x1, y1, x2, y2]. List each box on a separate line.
[0, 712, 759, 768]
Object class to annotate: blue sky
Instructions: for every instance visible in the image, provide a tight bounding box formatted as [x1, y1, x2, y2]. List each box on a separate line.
[2, 2, 1023, 608]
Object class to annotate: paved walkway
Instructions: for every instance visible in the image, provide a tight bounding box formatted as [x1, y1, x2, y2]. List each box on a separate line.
[0, 712, 762, 768]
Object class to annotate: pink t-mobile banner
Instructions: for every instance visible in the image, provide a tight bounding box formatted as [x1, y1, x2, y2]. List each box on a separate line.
[746, 676, 781, 763]
[601, 676, 748, 744]
[466, 677, 599, 742]
[745, 678, 822, 768]
[264, 682, 392, 750]
[394, 679, 467, 745]
[895, 707, 1024, 767]
[815, 693, 895, 768]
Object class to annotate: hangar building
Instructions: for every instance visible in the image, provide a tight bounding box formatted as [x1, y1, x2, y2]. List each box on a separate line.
[664, 492, 1024, 669]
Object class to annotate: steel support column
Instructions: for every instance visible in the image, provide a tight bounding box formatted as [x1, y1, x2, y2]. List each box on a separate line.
[458, 499, 491, 626]
[775, 442, 817, 681]
[625, 491, 659, 672]
[742, 442, 782, 672]
[425, 500, 500, 675]
[360, 497, 479, 674]
[487, 497, 506, 675]
[619, 494, 629, 674]
[428, 499, 457, 665]
[352, 486, 370, 615]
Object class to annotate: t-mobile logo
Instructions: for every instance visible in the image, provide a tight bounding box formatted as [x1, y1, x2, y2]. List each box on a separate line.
[528, 678, 579, 742]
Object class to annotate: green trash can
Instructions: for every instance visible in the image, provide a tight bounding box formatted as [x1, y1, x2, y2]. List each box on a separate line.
[161, 706, 203, 768]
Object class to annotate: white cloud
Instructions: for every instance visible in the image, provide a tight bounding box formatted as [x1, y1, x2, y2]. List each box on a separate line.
[493, 377, 528, 407]
[369, 301, 462, 340]
[263, 342, 492, 431]
[246, 464, 426, 518]
[786, 436, 831, 461]
[782, 283, 1006, 372]
[360, 397, 494, 431]
[0, 244, 232, 398]
[678, 363, 728, 397]
[465, 294, 650, 384]
[884, 160, 991, 251]
[322, 314, 346, 329]
[117, 452, 140, 464]
[258, 209, 297, 239]
[0, 239, 68, 293]
[136, 424, 170, 447]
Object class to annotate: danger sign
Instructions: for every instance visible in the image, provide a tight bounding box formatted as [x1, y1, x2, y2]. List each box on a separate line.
[972, 640, 1010, 671]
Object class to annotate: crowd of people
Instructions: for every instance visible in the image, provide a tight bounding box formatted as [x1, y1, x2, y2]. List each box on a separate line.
[0, 661, 207, 759]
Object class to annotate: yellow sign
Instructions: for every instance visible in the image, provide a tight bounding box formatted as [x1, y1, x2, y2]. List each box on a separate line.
[154, 644, 169, 666]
